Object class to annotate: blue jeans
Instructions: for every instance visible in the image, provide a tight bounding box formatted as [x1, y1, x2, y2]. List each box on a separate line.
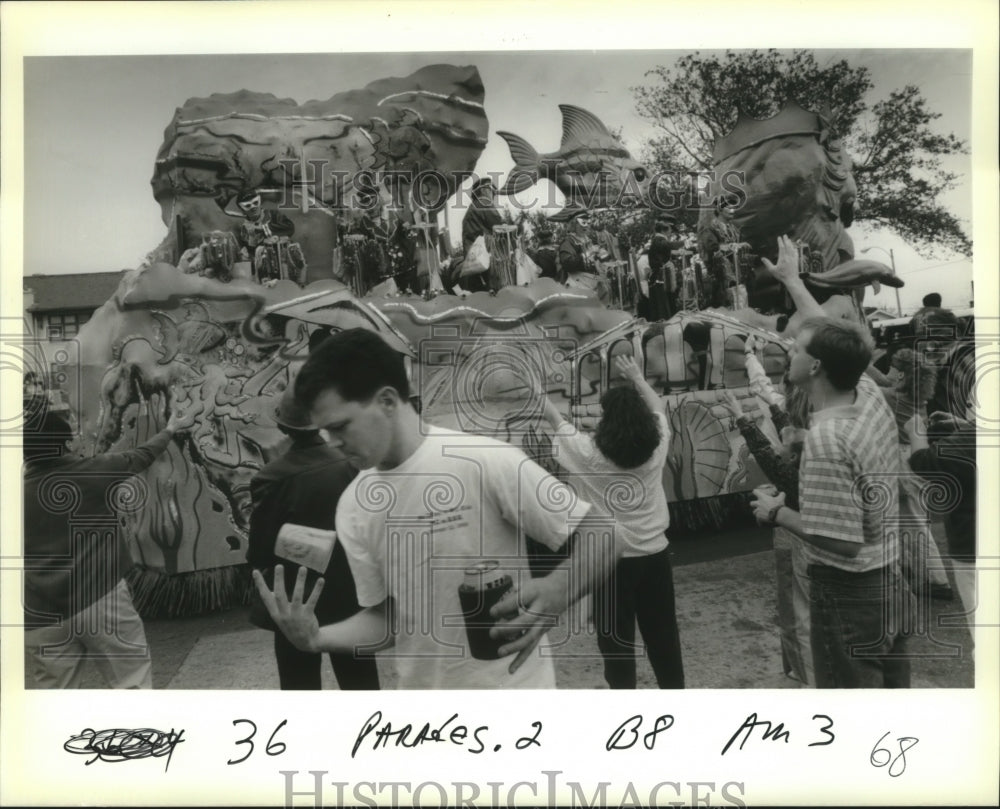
[808, 564, 911, 688]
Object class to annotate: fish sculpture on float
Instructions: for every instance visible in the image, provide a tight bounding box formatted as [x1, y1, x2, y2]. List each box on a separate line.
[496, 105, 651, 220]
[695, 100, 903, 330]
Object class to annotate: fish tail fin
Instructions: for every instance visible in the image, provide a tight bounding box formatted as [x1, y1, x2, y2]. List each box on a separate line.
[496, 131, 539, 194]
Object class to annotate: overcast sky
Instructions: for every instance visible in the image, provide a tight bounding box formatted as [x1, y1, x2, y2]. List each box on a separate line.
[21, 48, 974, 313]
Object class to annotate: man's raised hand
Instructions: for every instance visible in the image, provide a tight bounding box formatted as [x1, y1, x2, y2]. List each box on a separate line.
[252, 565, 324, 653]
[760, 235, 800, 286]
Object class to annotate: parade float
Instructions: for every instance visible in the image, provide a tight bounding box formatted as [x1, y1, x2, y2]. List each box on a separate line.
[60, 64, 901, 615]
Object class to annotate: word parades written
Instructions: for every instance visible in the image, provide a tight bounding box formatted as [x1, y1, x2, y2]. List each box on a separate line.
[281, 770, 747, 807]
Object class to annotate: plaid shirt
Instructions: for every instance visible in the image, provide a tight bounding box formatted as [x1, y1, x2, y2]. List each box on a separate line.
[798, 374, 901, 572]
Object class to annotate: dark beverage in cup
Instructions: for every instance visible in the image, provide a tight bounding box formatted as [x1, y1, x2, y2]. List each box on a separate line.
[458, 561, 513, 660]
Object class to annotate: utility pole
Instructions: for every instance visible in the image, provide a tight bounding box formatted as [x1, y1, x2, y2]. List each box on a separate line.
[861, 246, 903, 316]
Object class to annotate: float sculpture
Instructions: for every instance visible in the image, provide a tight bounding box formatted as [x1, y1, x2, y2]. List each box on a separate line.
[497, 104, 651, 219]
[59, 69, 900, 615]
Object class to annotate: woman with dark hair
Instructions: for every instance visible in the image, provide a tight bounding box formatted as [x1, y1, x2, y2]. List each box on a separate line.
[537, 354, 684, 689]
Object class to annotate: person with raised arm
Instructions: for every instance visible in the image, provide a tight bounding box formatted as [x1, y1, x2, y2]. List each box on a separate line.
[535, 354, 684, 689]
[749, 312, 911, 688]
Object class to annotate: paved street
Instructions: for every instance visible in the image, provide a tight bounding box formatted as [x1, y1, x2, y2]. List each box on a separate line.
[30, 524, 975, 691]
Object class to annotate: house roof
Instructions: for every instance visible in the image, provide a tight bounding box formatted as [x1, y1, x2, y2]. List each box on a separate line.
[24, 271, 125, 313]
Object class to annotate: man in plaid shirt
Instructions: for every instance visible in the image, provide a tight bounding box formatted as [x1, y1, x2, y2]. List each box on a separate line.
[751, 314, 911, 687]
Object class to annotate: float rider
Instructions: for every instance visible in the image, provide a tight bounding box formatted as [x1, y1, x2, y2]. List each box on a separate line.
[236, 191, 303, 285]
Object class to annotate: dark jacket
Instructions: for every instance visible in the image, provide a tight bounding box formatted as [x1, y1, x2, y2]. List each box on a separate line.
[461, 204, 503, 253]
[23, 429, 173, 627]
[735, 415, 801, 511]
[558, 233, 593, 275]
[648, 234, 684, 287]
[247, 436, 364, 625]
[530, 245, 560, 282]
[908, 424, 976, 562]
[237, 210, 296, 251]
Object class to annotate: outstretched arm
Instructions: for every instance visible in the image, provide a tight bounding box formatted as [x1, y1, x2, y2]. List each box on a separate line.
[539, 394, 569, 432]
[743, 336, 786, 409]
[720, 393, 799, 510]
[93, 399, 200, 474]
[614, 354, 664, 415]
[761, 235, 825, 322]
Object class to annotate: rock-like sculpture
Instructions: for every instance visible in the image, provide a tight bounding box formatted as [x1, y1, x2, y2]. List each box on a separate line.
[148, 65, 489, 279]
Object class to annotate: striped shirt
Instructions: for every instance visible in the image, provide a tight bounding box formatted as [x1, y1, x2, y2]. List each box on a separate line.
[798, 374, 901, 572]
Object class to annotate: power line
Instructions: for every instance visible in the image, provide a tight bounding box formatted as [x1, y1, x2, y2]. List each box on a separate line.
[898, 258, 971, 274]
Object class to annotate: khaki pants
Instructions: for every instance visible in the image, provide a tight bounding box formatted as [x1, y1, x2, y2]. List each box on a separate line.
[774, 528, 813, 685]
[25, 580, 152, 689]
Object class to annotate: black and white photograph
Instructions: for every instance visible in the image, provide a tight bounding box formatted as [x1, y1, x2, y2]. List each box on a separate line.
[2, 1, 997, 806]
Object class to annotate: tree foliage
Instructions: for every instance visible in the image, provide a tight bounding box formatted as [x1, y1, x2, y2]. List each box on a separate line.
[632, 49, 971, 256]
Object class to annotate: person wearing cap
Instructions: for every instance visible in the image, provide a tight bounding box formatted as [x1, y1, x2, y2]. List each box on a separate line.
[457, 177, 503, 292]
[704, 204, 743, 307]
[647, 215, 683, 320]
[557, 212, 597, 281]
[921, 292, 942, 308]
[247, 382, 380, 690]
[22, 400, 198, 688]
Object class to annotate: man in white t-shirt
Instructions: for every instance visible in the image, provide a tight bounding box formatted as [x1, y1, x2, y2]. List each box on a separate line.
[253, 328, 617, 688]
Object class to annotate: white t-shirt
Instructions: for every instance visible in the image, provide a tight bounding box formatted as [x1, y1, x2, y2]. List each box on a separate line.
[552, 411, 670, 557]
[335, 427, 592, 689]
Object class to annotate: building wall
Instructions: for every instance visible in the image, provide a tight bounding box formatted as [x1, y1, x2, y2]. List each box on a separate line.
[21, 285, 92, 411]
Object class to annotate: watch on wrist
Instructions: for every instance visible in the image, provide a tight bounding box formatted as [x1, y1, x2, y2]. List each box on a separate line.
[767, 504, 783, 526]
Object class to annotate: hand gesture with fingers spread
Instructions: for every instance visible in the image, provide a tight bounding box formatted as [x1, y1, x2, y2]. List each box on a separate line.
[252, 565, 324, 653]
[760, 235, 800, 286]
[613, 354, 642, 383]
